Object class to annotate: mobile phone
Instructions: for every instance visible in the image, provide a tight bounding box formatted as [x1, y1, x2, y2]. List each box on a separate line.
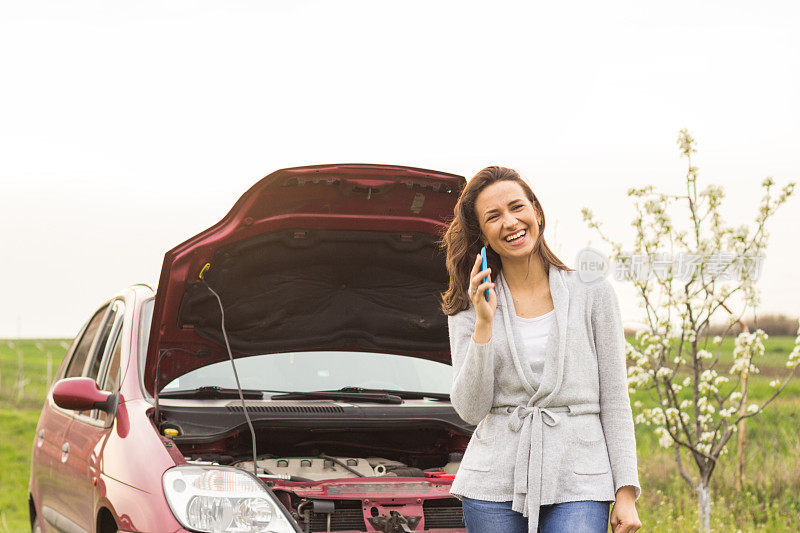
[480, 246, 490, 301]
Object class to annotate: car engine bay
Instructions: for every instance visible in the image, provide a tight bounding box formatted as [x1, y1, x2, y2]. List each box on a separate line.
[168, 414, 471, 532]
[180, 451, 466, 532]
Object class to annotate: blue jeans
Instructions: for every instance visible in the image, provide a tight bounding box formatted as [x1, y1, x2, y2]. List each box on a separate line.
[461, 497, 610, 533]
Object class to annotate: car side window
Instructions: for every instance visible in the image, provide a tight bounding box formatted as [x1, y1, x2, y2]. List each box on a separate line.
[85, 302, 123, 383]
[64, 305, 109, 379]
[77, 300, 124, 420]
[102, 330, 122, 394]
[55, 331, 82, 382]
[95, 327, 123, 423]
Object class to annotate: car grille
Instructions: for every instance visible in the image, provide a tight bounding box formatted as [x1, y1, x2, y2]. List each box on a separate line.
[423, 498, 465, 529]
[226, 400, 344, 414]
[309, 506, 366, 532]
[304, 499, 465, 531]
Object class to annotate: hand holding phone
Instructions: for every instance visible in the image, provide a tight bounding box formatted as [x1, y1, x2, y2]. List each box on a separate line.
[480, 246, 490, 301]
[469, 249, 497, 326]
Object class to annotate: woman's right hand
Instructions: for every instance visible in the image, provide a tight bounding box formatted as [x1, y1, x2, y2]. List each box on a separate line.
[469, 253, 497, 324]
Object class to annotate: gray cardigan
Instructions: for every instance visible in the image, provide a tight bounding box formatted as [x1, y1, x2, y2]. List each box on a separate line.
[448, 265, 640, 532]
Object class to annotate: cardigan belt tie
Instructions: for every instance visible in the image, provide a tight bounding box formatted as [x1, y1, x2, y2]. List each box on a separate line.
[497, 402, 601, 533]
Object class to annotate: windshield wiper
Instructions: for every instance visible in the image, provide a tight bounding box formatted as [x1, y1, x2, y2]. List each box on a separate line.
[269, 391, 403, 404]
[159, 386, 264, 400]
[335, 386, 450, 401]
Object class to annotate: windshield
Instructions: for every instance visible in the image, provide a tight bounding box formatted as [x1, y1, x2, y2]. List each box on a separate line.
[140, 297, 452, 396]
[140, 295, 453, 395]
[161, 351, 453, 395]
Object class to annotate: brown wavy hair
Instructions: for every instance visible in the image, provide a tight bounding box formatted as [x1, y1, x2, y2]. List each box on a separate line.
[438, 166, 572, 316]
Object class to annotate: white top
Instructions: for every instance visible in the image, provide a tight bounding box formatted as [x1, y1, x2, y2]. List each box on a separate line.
[515, 308, 555, 388]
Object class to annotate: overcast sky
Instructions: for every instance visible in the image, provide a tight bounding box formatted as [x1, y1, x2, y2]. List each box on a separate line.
[1, 1, 798, 338]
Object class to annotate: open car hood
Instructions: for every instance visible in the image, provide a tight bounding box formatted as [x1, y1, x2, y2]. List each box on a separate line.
[144, 164, 465, 395]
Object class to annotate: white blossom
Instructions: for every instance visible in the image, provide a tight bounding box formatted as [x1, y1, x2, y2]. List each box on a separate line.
[787, 344, 800, 369]
[656, 367, 673, 380]
[697, 349, 713, 360]
[654, 426, 673, 448]
[730, 330, 767, 376]
[700, 369, 717, 382]
[698, 381, 718, 394]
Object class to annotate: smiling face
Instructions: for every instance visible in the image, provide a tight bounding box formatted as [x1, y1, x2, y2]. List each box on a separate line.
[474, 180, 541, 260]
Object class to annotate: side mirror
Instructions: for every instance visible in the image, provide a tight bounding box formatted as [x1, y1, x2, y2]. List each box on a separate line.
[52, 377, 115, 413]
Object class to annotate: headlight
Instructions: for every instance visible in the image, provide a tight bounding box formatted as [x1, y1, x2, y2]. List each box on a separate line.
[163, 466, 297, 532]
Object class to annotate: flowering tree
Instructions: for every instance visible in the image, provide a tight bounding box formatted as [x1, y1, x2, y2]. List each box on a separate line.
[581, 130, 799, 532]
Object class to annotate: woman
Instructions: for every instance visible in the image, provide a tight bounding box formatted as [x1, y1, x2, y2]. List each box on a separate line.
[439, 166, 642, 533]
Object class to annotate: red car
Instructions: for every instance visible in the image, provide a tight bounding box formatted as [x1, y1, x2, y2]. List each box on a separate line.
[29, 164, 472, 533]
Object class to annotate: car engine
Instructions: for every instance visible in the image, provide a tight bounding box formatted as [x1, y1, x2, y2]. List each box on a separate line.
[183, 453, 464, 532]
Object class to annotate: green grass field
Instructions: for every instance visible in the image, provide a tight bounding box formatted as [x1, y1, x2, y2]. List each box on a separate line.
[1, 338, 798, 532]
